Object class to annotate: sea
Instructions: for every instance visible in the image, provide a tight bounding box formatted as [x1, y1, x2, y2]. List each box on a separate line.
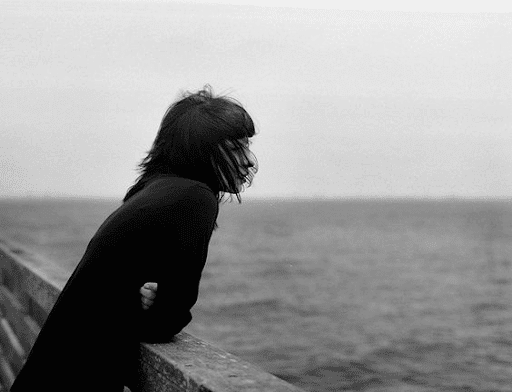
[0, 197, 511, 392]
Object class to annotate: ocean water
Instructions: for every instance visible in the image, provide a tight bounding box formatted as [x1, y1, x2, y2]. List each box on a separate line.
[1, 198, 511, 392]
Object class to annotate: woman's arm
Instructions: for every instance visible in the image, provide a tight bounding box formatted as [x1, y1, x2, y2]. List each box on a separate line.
[137, 184, 218, 341]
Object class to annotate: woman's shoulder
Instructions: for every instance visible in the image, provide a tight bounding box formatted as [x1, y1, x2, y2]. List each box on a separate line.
[135, 175, 217, 211]
[147, 175, 214, 198]
[97, 176, 216, 234]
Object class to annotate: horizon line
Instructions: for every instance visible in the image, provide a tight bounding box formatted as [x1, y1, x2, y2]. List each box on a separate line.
[1, 194, 511, 202]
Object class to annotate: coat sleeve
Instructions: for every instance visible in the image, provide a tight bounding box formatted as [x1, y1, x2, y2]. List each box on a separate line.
[136, 184, 218, 342]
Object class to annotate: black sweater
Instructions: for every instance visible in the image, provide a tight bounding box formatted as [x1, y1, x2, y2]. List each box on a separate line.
[11, 175, 218, 391]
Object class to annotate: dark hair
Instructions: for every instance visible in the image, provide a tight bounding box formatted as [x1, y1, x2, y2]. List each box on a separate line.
[123, 86, 257, 203]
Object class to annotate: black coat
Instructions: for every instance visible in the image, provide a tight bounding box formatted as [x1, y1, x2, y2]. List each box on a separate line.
[11, 175, 218, 391]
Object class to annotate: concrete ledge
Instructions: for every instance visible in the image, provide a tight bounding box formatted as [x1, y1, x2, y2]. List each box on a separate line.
[0, 319, 24, 373]
[0, 241, 304, 392]
[138, 333, 302, 392]
[0, 352, 15, 389]
[0, 287, 39, 354]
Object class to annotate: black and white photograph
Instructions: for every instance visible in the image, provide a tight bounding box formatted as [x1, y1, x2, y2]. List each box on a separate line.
[1, 0, 511, 391]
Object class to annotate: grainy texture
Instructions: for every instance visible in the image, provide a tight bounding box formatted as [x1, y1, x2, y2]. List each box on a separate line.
[139, 334, 304, 392]
[0, 353, 15, 389]
[0, 319, 24, 373]
[0, 287, 28, 354]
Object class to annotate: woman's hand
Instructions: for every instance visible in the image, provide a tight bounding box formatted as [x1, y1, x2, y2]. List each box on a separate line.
[140, 282, 158, 310]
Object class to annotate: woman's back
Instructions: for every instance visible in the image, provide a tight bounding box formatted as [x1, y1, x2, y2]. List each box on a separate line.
[11, 175, 218, 391]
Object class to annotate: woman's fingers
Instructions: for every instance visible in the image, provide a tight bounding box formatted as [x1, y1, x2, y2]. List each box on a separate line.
[140, 282, 158, 310]
[141, 293, 153, 310]
[140, 287, 157, 300]
[143, 282, 158, 293]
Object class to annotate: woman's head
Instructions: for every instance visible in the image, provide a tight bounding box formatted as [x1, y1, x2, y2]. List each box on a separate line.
[124, 86, 257, 202]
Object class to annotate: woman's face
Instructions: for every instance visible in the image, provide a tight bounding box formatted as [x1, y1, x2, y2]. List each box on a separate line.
[232, 139, 256, 190]
[216, 138, 256, 194]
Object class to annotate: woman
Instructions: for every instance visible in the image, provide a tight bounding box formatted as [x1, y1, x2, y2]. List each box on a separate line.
[11, 86, 257, 391]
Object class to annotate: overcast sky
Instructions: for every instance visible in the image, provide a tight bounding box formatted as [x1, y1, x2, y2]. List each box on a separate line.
[2, 0, 512, 199]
